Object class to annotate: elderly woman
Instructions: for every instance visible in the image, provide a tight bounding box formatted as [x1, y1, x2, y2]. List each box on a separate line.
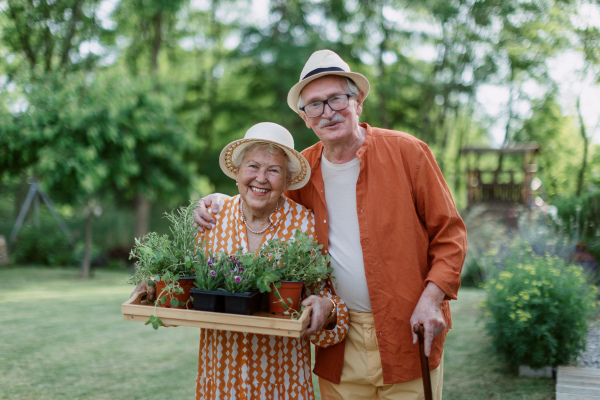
[195, 122, 348, 400]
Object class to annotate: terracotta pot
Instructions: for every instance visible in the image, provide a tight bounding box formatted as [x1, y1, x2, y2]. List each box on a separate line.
[268, 281, 303, 315]
[155, 276, 195, 309]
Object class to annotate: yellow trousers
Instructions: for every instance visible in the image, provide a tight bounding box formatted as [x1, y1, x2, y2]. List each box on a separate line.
[318, 311, 443, 400]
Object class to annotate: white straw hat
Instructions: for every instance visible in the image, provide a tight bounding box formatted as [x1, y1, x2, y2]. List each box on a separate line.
[287, 49, 370, 114]
[219, 122, 311, 190]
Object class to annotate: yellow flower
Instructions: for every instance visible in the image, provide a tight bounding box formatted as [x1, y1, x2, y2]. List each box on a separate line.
[516, 309, 532, 322]
[500, 271, 514, 279]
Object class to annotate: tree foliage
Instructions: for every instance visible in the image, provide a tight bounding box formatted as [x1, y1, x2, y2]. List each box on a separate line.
[1, 0, 599, 268]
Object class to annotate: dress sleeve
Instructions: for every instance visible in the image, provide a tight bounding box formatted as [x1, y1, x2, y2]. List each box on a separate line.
[309, 286, 349, 348]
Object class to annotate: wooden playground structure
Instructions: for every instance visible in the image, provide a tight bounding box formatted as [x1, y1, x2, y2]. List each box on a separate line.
[460, 143, 541, 208]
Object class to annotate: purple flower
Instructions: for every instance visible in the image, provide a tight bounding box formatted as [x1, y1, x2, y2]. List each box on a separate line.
[208, 259, 213, 266]
[239, 267, 244, 273]
[210, 270, 216, 277]
[234, 276, 241, 283]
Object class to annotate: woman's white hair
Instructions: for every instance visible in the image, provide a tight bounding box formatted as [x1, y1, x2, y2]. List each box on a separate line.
[233, 142, 299, 184]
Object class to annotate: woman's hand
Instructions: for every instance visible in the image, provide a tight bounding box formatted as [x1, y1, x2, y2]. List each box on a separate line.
[301, 295, 336, 337]
[194, 194, 229, 233]
[130, 280, 155, 302]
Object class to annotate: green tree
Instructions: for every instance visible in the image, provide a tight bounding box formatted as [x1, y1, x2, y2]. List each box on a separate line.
[1, 0, 107, 76]
[0, 70, 200, 277]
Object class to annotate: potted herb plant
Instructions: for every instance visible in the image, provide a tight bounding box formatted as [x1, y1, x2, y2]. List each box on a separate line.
[191, 248, 266, 315]
[190, 249, 227, 312]
[220, 250, 264, 315]
[256, 231, 332, 317]
[128, 201, 202, 329]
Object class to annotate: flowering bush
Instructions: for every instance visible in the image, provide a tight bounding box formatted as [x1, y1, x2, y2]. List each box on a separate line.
[480, 242, 599, 369]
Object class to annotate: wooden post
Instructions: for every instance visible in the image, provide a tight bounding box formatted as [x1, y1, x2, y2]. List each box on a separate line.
[0, 235, 9, 265]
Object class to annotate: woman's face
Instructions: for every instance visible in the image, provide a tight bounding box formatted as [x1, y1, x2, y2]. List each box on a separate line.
[236, 147, 289, 216]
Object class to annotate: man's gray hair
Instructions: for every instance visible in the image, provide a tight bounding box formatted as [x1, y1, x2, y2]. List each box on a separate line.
[297, 77, 360, 112]
[233, 142, 299, 182]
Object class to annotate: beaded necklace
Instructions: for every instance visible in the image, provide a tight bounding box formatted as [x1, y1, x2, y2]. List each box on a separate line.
[239, 197, 279, 234]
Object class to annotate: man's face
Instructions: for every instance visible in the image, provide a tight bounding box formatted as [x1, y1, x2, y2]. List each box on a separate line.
[298, 75, 363, 144]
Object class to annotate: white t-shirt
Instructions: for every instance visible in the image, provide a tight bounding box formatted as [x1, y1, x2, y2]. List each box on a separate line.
[321, 155, 372, 312]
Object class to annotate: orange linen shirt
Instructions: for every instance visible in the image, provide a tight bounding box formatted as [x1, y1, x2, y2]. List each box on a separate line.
[286, 123, 468, 384]
[195, 195, 349, 399]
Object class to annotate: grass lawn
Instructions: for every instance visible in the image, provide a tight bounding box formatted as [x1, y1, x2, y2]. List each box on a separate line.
[0, 267, 555, 399]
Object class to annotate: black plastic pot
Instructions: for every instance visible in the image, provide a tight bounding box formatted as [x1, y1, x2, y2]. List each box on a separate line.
[223, 290, 263, 315]
[190, 288, 225, 312]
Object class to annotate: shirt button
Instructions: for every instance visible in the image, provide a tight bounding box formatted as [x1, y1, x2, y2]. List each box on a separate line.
[324, 220, 327, 224]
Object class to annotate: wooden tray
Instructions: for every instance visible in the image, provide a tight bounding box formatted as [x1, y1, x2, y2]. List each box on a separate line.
[122, 291, 312, 338]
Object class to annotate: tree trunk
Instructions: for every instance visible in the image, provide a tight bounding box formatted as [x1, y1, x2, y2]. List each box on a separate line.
[576, 96, 588, 197]
[151, 11, 163, 74]
[81, 213, 93, 279]
[134, 193, 151, 240]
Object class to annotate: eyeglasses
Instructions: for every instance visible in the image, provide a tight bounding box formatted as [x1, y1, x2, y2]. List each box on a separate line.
[300, 93, 356, 118]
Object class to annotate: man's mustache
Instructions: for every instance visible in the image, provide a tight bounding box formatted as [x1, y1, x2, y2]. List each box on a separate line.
[318, 114, 346, 128]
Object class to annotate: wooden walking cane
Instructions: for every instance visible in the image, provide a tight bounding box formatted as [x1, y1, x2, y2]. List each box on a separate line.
[414, 324, 433, 400]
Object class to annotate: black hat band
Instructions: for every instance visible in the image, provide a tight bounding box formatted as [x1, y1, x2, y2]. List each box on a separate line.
[302, 67, 345, 80]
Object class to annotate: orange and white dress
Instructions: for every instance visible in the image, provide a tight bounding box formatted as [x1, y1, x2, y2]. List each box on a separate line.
[195, 195, 349, 400]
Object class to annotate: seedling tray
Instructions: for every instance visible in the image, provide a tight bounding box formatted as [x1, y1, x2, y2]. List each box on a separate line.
[122, 291, 311, 338]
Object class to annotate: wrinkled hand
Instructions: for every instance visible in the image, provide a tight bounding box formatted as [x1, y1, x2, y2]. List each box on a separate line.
[409, 282, 447, 357]
[130, 280, 155, 303]
[194, 194, 229, 233]
[301, 295, 336, 337]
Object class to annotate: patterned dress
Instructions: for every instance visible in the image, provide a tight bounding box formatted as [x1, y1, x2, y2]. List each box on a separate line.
[195, 195, 349, 400]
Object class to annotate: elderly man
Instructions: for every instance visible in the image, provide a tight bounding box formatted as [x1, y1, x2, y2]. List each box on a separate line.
[196, 49, 467, 400]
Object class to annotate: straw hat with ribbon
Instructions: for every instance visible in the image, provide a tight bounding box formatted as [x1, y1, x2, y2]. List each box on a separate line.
[219, 122, 311, 190]
[287, 49, 370, 114]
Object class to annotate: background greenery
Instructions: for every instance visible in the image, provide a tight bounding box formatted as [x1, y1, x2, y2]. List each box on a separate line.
[0, 0, 599, 275]
[0, 266, 556, 400]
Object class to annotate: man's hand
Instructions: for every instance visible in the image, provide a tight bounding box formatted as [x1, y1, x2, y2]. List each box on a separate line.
[409, 282, 447, 357]
[301, 295, 336, 337]
[130, 280, 155, 303]
[194, 194, 230, 233]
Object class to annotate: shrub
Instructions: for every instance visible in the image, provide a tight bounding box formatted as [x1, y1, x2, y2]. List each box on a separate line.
[480, 242, 599, 369]
[10, 223, 74, 266]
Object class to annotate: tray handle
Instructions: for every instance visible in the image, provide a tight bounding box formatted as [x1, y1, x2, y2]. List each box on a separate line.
[125, 290, 148, 306]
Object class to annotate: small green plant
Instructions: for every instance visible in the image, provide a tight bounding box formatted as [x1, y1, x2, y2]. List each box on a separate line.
[480, 242, 599, 369]
[128, 200, 204, 329]
[222, 250, 260, 293]
[194, 250, 226, 291]
[258, 230, 332, 288]
[128, 201, 201, 286]
[256, 231, 332, 318]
